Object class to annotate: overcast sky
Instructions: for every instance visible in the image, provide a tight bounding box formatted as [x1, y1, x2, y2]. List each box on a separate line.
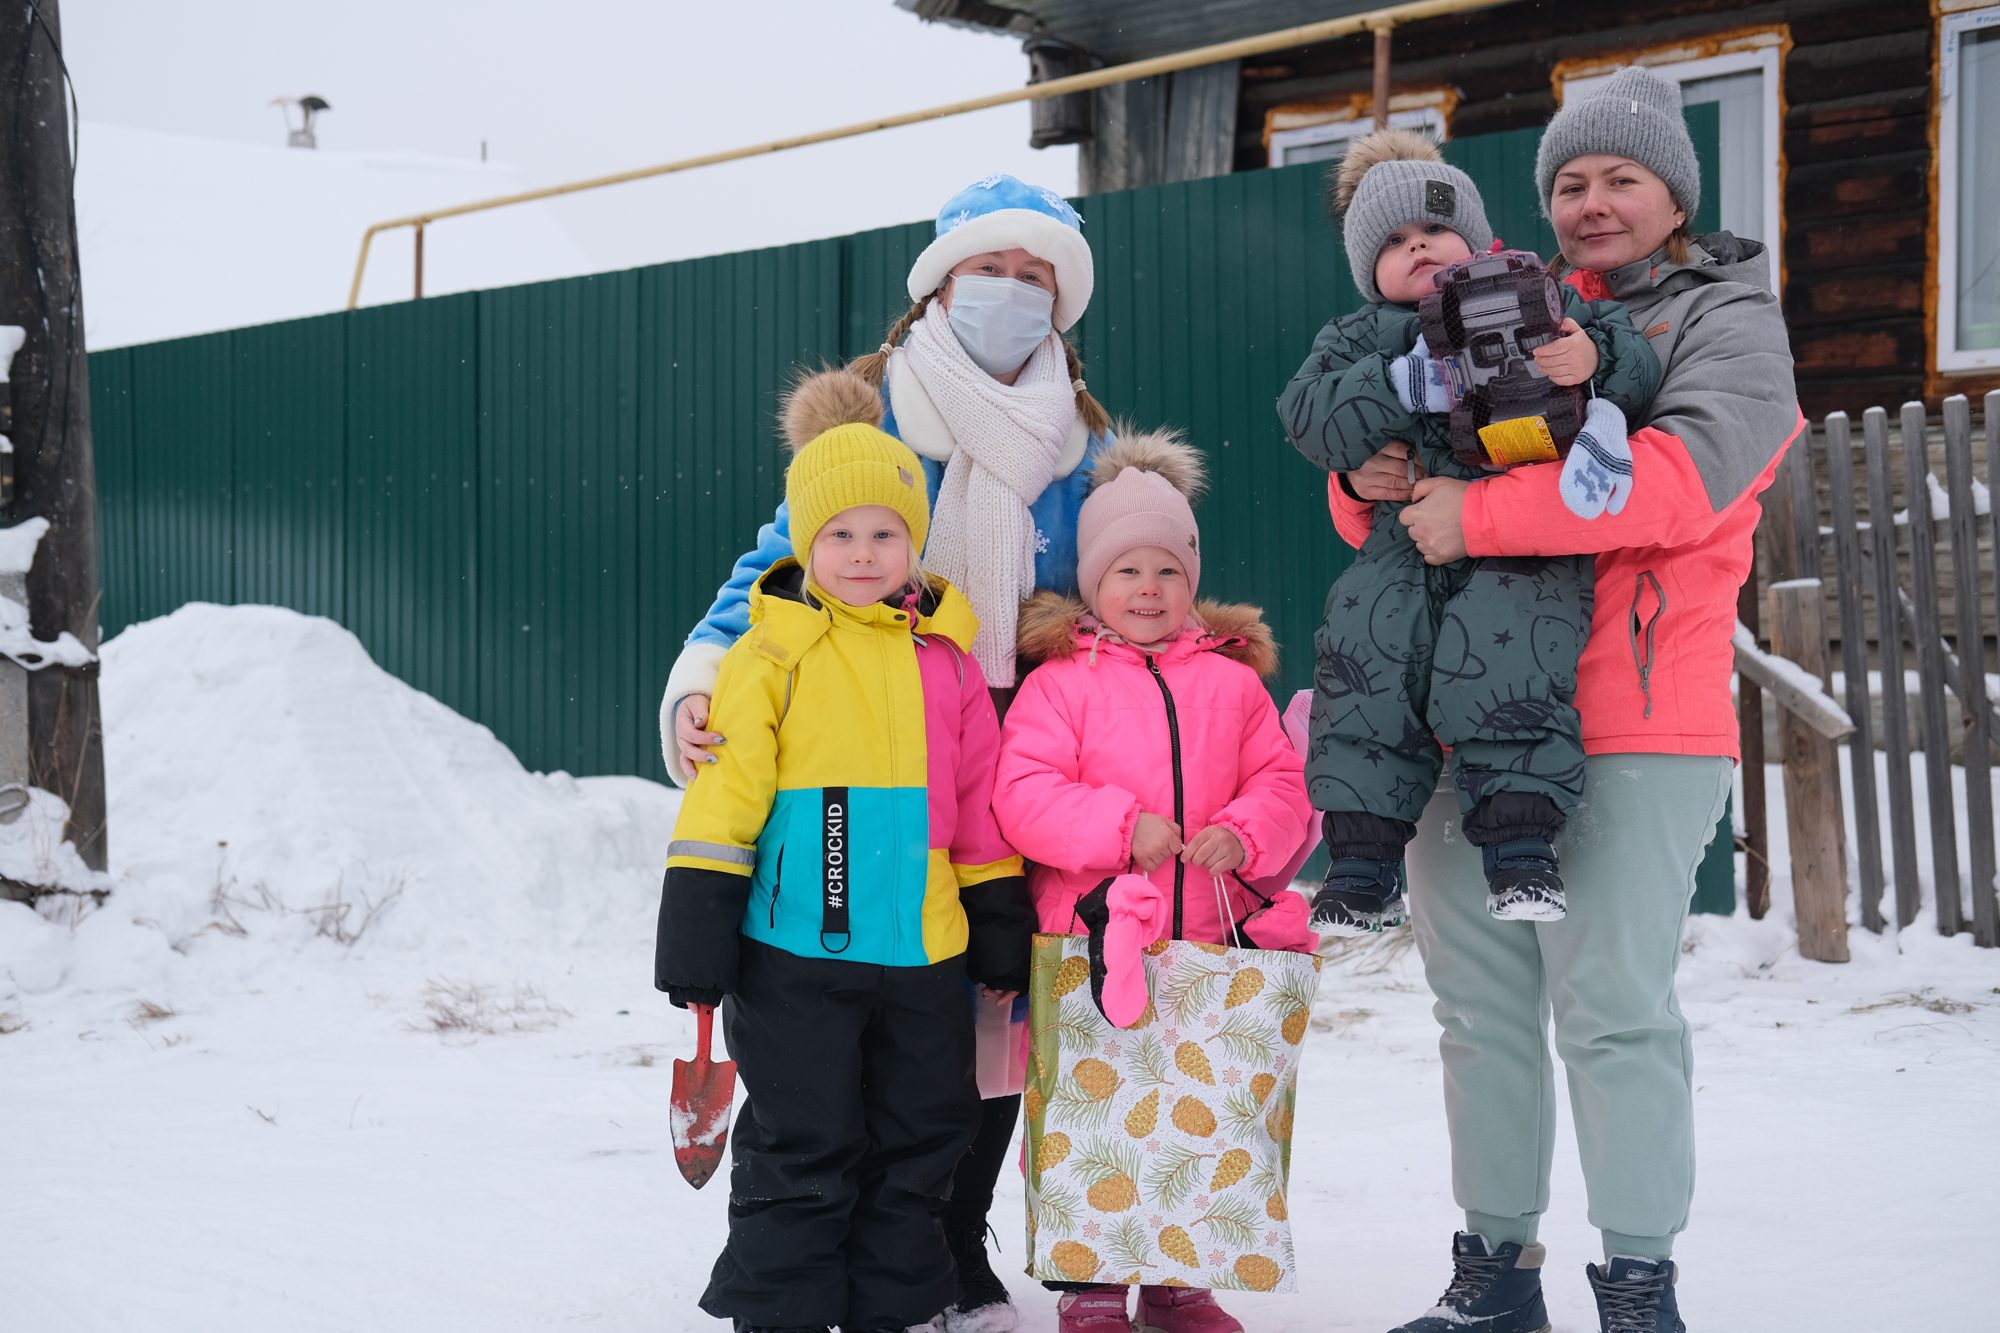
[62, 0, 1079, 275]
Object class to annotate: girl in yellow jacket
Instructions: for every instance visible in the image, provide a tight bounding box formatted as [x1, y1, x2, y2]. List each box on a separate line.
[656, 382, 1032, 1333]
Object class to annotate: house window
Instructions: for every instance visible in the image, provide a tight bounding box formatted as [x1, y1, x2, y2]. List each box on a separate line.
[1267, 103, 1448, 168]
[1940, 6, 2000, 371]
[1560, 41, 1784, 291]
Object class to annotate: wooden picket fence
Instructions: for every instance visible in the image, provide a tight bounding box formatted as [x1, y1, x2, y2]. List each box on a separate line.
[1747, 391, 1999, 954]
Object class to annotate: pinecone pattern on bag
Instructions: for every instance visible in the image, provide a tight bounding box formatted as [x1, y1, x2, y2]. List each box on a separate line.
[1023, 935, 1318, 1294]
[1171, 1095, 1217, 1138]
[1125, 1089, 1160, 1138]
[1052, 954, 1091, 999]
[1224, 968, 1265, 1009]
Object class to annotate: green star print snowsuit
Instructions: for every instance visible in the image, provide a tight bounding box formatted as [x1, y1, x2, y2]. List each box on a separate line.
[1277, 287, 1660, 854]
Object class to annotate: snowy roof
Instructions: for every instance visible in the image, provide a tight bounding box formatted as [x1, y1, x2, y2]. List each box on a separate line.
[894, 0, 1387, 62]
[74, 123, 596, 350]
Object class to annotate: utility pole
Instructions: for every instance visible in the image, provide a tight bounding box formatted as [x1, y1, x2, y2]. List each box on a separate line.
[0, 0, 108, 873]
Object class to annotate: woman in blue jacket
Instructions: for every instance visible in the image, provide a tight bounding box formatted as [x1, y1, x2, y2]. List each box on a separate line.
[660, 173, 1117, 1333]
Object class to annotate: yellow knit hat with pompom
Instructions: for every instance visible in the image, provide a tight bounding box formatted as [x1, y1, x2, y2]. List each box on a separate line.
[785, 421, 930, 557]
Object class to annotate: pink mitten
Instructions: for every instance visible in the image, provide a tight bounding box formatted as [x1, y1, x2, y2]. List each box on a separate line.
[1101, 873, 1169, 1028]
[1242, 889, 1320, 955]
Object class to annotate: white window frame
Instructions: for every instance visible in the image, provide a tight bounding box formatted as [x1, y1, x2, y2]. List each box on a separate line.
[1268, 105, 1447, 168]
[1938, 5, 2000, 372]
[1561, 43, 1784, 294]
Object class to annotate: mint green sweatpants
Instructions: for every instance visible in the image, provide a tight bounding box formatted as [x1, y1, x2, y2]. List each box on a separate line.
[1407, 753, 1732, 1262]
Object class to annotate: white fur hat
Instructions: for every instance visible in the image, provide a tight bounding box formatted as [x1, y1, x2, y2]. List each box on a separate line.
[905, 174, 1094, 331]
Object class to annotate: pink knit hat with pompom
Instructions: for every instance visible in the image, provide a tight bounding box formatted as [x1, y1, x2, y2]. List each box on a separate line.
[1075, 430, 1208, 617]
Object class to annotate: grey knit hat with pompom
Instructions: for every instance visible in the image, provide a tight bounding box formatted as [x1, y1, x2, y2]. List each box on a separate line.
[1333, 129, 1492, 304]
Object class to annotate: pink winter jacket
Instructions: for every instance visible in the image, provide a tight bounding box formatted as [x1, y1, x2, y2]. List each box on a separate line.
[993, 592, 1314, 946]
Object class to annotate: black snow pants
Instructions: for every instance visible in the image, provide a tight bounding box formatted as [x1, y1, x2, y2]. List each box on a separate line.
[700, 938, 979, 1331]
[1308, 501, 1593, 857]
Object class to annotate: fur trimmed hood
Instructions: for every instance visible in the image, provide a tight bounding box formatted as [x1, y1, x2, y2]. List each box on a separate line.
[1013, 589, 1279, 678]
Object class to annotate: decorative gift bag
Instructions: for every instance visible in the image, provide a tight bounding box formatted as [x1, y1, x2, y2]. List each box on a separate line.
[1022, 913, 1321, 1292]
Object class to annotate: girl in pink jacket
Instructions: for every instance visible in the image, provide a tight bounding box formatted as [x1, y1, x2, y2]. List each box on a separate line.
[992, 433, 1316, 1333]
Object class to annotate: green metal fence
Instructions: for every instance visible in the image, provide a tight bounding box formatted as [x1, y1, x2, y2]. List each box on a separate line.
[90, 112, 1731, 904]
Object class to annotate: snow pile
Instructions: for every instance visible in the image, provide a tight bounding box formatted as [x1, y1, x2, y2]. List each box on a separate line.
[0, 787, 107, 902]
[4, 603, 676, 1001]
[0, 518, 97, 669]
[101, 602, 675, 950]
[0, 517, 49, 575]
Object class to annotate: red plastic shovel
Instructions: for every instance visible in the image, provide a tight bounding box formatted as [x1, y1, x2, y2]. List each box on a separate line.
[669, 1003, 736, 1189]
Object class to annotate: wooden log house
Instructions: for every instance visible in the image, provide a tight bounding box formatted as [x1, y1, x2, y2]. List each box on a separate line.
[898, 0, 2000, 420]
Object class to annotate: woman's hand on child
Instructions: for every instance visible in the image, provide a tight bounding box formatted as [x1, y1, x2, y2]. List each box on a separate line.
[1181, 826, 1246, 873]
[978, 986, 1020, 1005]
[1346, 442, 1425, 502]
[1131, 813, 1184, 873]
[1531, 318, 1600, 387]
[675, 694, 725, 774]
[1400, 477, 1471, 564]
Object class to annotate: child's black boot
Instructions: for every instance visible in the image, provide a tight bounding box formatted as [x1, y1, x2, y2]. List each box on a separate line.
[1481, 836, 1566, 922]
[1310, 856, 1406, 935]
[942, 1214, 1015, 1332]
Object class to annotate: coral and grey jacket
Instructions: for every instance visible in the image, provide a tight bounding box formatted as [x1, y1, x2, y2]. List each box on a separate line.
[992, 592, 1314, 947]
[1328, 234, 1802, 762]
[655, 559, 1031, 1000]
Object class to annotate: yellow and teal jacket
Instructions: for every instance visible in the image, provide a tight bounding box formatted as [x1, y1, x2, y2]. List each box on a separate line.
[655, 559, 1030, 999]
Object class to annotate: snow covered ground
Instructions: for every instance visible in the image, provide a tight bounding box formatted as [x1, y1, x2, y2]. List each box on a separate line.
[2, 605, 1993, 1331]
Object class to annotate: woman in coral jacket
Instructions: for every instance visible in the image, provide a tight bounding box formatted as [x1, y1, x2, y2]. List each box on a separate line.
[1329, 68, 1804, 1333]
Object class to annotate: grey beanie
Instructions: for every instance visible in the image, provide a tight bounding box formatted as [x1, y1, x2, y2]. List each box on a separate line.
[1340, 145, 1493, 304]
[1534, 66, 1700, 219]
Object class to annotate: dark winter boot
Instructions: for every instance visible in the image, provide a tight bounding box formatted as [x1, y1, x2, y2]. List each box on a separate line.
[1311, 856, 1406, 935]
[731, 1322, 831, 1333]
[942, 1215, 1016, 1333]
[1481, 837, 1566, 923]
[1585, 1256, 1684, 1333]
[1387, 1232, 1551, 1333]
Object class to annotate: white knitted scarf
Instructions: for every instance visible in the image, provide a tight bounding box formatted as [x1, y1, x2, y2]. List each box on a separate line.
[902, 306, 1075, 685]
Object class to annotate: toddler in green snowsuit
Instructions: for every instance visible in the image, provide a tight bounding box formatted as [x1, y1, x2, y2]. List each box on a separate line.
[1276, 129, 1661, 931]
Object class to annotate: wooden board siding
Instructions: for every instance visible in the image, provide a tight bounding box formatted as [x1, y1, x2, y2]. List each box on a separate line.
[1227, 0, 1948, 418]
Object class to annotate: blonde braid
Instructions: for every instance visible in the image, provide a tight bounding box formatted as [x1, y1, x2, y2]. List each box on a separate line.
[1062, 338, 1111, 437]
[848, 295, 934, 387]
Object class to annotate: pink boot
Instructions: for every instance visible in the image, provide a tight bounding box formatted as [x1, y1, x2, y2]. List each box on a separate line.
[1055, 1285, 1132, 1332]
[1133, 1286, 1243, 1333]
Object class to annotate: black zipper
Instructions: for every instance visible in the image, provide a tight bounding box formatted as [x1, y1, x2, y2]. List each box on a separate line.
[1629, 570, 1665, 721]
[770, 846, 784, 928]
[1145, 656, 1188, 939]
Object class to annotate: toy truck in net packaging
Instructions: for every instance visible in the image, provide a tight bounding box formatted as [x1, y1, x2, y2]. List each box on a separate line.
[1417, 248, 1585, 470]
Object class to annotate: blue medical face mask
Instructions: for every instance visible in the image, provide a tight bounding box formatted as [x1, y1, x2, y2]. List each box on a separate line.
[945, 274, 1056, 376]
